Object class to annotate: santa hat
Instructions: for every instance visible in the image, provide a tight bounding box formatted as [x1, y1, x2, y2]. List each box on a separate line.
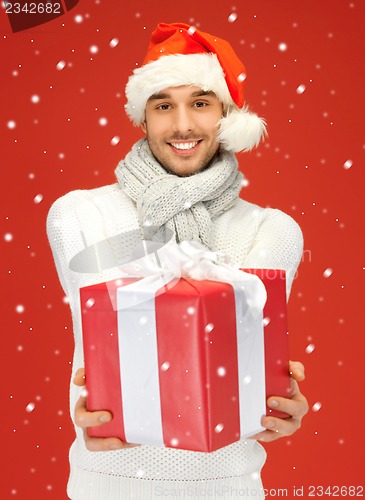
[125, 23, 266, 153]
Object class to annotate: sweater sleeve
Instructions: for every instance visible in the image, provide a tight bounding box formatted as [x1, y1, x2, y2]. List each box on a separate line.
[46, 191, 87, 299]
[242, 208, 304, 300]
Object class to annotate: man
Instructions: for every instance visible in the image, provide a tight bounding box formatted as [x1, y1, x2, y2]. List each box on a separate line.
[47, 22, 308, 500]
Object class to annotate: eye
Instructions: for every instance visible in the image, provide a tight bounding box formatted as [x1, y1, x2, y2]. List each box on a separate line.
[157, 103, 171, 111]
[194, 101, 207, 108]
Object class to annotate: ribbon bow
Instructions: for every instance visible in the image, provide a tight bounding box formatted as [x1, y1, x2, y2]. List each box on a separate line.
[113, 239, 267, 317]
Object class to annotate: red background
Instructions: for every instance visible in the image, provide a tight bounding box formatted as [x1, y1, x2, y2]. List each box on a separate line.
[1, 1, 364, 498]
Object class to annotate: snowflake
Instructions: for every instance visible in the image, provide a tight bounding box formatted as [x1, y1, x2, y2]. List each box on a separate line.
[26, 402, 35, 412]
[323, 268, 333, 278]
[109, 38, 119, 48]
[85, 298, 95, 308]
[111, 136, 120, 146]
[56, 61, 66, 71]
[312, 402, 322, 412]
[343, 159, 353, 170]
[228, 13, 238, 23]
[138, 316, 148, 326]
[305, 343, 315, 354]
[204, 323, 214, 333]
[33, 194, 43, 204]
[262, 317, 270, 327]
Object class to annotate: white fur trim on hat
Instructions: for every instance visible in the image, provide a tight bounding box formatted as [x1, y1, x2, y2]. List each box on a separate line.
[218, 107, 267, 153]
[125, 52, 266, 152]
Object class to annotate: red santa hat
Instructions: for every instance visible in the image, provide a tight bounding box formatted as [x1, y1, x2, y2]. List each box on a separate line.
[125, 22, 266, 153]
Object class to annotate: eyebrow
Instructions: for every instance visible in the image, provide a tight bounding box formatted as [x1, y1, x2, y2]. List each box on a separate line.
[148, 92, 170, 101]
[191, 90, 216, 98]
[147, 90, 216, 101]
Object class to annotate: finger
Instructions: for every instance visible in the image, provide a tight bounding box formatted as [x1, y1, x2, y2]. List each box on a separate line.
[267, 381, 309, 419]
[249, 429, 284, 443]
[261, 414, 302, 437]
[74, 395, 113, 429]
[73, 368, 86, 386]
[83, 430, 139, 452]
[289, 360, 305, 382]
[267, 394, 308, 420]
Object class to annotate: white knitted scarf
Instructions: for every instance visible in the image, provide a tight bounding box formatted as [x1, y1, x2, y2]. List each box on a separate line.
[115, 138, 243, 247]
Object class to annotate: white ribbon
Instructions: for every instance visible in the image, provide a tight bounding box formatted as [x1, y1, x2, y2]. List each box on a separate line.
[116, 240, 267, 445]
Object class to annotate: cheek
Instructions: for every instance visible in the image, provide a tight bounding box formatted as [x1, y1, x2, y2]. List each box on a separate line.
[197, 113, 222, 134]
[144, 118, 169, 140]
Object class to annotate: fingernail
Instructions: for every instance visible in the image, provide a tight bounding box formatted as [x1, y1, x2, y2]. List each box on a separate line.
[268, 400, 279, 408]
[109, 443, 123, 450]
[99, 414, 111, 423]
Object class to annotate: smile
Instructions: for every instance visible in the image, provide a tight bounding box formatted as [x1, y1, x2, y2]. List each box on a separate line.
[170, 141, 199, 150]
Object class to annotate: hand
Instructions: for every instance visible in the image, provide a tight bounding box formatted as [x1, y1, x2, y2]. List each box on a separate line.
[250, 360, 309, 443]
[73, 368, 138, 451]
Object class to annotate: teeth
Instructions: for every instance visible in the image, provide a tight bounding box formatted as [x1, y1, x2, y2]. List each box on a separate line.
[171, 141, 198, 150]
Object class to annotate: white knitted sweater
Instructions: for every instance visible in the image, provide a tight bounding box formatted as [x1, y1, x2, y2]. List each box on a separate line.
[46, 182, 303, 500]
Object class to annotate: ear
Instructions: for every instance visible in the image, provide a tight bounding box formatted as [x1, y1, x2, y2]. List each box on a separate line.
[141, 121, 147, 134]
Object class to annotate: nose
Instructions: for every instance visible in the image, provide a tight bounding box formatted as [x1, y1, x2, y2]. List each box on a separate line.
[172, 106, 194, 135]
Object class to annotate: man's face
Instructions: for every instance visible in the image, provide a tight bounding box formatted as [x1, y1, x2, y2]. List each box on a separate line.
[141, 86, 223, 177]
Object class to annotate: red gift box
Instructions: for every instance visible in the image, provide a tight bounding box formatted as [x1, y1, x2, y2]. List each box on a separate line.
[244, 269, 291, 420]
[80, 269, 290, 452]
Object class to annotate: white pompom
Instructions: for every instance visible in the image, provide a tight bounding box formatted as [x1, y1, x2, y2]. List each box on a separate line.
[217, 107, 267, 153]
